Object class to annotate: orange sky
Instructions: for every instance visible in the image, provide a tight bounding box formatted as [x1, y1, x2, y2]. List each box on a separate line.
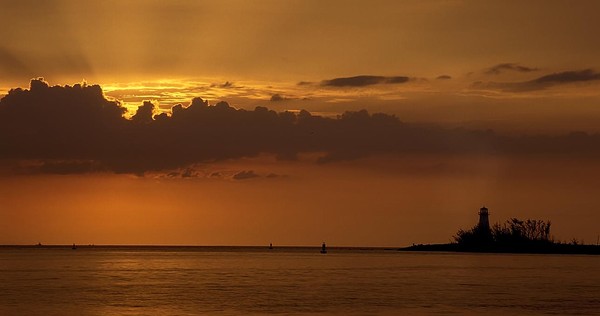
[1, 1, 600, 246]
[3, 1, 600, 133]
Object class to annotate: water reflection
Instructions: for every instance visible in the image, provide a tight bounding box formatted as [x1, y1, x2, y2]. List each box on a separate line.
[0, 247, 598, 315]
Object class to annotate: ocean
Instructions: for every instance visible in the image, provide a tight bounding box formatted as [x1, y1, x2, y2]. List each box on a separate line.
[1, 246, 599, 315]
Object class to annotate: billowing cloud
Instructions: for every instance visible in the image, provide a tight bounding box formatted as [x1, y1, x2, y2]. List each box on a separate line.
[2, 79, 600, 175]
[484, 63, 539, 75]
[321, 75, 410, 87]
[473, 69, 600, 92]
[131, 101, 156, 124]
[0, 78, 126, 163]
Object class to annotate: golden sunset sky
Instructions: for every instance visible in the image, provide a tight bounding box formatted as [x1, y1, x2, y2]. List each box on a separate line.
[1, 0, 600, 246]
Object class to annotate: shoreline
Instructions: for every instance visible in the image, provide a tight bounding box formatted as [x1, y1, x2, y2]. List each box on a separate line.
[399, 243, 600, 255]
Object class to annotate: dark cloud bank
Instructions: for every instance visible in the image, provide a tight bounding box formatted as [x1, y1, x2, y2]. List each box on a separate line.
[2, 79, 600, 175]
[296, 75, 411, 88]
[474, 69, 600, 92]
[320, 75, 410, 87]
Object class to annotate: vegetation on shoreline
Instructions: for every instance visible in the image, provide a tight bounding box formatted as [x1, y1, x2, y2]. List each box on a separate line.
[455, 218, 552, 250]
[402, 217, 599, 254]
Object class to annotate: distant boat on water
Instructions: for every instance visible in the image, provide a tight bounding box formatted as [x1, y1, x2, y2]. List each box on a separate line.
[320, 242, 327, 254]
[269, 243, 273, 250]
[72, 243, 77, 250]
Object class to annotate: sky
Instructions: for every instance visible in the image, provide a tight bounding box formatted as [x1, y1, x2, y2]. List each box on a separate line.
[1, 0, 600, 246]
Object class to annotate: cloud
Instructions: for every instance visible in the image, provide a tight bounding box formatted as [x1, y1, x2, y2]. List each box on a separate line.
[533, 69, 600, 84]
[320, 75, 410, 87]
[484, 63, 539, 75]
[3, 79, 600, 175]
[270, 94, 287, 102]
[436, 75, 452, 80]
[473, 69, 600, 92]
[0, 78, 126, 164]
[232, 170, 260, 180]
[164, 167, 202, 178]
[211, 81, 236, 88]
[131, 101, 156, 124]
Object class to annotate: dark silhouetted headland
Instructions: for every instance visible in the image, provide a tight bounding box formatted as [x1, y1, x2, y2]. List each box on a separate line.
[401, 206, 600, 255]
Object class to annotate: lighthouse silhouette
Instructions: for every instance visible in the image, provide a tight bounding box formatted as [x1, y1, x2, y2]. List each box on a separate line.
[478, 206, 490, 232]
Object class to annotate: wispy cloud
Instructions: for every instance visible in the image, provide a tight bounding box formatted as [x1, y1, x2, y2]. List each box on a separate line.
[484, 63, 539, 75]
[232, 170, 260, 180]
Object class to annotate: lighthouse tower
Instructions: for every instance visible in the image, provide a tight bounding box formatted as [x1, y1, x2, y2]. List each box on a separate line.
[478, 206, 490, 232]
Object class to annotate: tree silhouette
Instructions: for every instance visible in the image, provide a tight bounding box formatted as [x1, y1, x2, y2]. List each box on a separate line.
[455, 218, 552, 251]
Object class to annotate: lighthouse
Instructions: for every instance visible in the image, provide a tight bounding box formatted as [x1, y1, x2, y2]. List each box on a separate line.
[478, 206, 490, 232]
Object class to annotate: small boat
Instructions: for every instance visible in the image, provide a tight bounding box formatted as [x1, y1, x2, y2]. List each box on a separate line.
[269, 243, 273, 250]
[320, 242, 327, 254]
[72, 243, 77, 250]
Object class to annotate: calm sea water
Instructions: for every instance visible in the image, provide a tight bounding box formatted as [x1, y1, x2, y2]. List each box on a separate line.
[0, 246, 599, 315]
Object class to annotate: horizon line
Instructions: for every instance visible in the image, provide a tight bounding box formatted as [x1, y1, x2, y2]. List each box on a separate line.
[0, 243, 399, 249]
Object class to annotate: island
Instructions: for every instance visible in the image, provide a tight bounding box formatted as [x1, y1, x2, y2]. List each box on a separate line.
[400, 207, 600, 255]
